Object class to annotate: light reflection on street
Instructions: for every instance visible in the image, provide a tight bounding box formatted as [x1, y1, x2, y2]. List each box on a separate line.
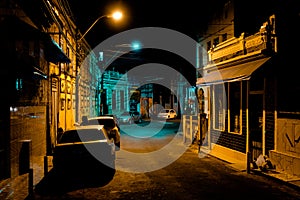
[115, 119, 187, 173]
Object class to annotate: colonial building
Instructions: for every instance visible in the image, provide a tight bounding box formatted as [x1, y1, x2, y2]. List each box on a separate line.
[102, 70, 132, 115]
[0, 0, 94, 198]
[196, 0, 300, 177]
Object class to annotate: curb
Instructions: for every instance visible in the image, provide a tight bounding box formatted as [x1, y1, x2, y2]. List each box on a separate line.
[189, 145, 300, 191]
[250, 169, 300, 191]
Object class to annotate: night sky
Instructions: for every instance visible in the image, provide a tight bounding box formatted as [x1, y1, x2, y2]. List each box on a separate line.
[68, 0, 225, 47]
[68, 0, 227, 81]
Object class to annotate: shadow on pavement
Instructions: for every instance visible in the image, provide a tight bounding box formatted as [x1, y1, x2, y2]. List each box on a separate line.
[34, 165, 115, 196]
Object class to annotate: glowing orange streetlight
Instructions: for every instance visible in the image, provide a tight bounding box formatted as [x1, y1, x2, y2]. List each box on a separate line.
[111, 11, 123, 21]
[78, 10, 123, 41]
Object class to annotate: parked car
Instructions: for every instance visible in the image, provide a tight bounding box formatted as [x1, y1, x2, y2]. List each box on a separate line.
[157, 109, 177, 119]
[130, 111, 142, 123]
[102, 114, 120, 131]
[117, 111, 142, 124]
[86, 116, 121, 150]
[117, 112, 133, 124]
[53, 125, 116, 172]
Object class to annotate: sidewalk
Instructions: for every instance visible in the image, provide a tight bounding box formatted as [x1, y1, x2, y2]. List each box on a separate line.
[0, 156, 53, 200]
[188, 143, 300, 190]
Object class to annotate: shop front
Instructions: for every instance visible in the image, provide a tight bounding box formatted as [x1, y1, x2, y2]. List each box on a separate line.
[196, 54, 275, 166]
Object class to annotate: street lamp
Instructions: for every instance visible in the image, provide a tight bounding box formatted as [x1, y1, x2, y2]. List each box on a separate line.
[77, 10, 123, 115]
[78, 10, 123, 41]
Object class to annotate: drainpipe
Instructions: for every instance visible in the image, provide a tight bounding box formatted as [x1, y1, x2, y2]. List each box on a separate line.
[262, 78, 266, 156]
[246, 81, 251, 173]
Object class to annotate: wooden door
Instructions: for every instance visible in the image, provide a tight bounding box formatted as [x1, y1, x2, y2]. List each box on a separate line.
[249, 93, 263, 160]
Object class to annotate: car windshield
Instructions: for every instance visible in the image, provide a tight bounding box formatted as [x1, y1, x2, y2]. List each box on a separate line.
[161, 110, 169, 113]
[58, 129, 106, 144]
[88, 118, 116, 127]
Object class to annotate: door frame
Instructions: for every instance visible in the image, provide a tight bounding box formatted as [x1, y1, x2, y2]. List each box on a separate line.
[248, 88, 265, 160]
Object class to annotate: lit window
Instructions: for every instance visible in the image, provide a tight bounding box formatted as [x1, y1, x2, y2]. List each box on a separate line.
[16, 78, 23, 91]
[228, 82, 241, 133]
[213, 84, 226, 131]
[213, 37, 219, 47]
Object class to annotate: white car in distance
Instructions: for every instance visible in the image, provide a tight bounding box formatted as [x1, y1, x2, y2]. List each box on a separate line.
[157, 109, 177, 120]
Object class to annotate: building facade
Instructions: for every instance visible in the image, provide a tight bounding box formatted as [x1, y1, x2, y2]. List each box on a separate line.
[0, 0, 95, 198]
[196, 0, 300, 176]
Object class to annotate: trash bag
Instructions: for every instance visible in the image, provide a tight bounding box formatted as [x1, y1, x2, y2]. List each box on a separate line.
[254, 154, 275, 171]
[255, 154, 265, 168]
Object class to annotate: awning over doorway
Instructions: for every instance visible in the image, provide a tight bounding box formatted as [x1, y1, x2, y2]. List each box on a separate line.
[197, 56, 271, 86]
[0, 16, 71, 64]
[43, 35, 71, 64]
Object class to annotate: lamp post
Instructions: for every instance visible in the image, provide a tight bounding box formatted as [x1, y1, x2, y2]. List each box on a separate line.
[77, 10, 123, 116]
[77, 11, 123, 41]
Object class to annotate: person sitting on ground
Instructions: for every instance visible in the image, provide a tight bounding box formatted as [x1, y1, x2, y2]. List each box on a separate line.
[80, 116, 88, 126]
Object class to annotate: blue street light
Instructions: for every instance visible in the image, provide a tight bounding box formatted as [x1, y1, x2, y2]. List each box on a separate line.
[131, 40, 142, 51]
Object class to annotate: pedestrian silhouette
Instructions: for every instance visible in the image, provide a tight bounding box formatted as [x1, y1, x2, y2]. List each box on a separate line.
[80, 116, 88, 125]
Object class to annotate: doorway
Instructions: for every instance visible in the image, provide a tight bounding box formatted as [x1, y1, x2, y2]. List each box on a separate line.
[249, 93, 263, 160]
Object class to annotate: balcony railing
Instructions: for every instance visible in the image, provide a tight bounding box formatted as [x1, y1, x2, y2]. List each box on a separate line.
[206, 15, 276, 68]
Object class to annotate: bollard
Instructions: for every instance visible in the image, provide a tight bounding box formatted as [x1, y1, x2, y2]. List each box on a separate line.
[247, 151, 251, 173]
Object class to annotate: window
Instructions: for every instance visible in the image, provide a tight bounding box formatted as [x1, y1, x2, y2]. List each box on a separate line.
[222, 33, 227, 42]
[197, 88, 205, 113]
[112, 91, 116, 110]
[88, 118, 116, 128]
[16, 78, 23, 91]
[58, 129, 106, 144]
[213, 84, 226, 130]
[228, 82, 242, 133]
[213, 37, 219, 47]
[120, 90, 124, 110]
